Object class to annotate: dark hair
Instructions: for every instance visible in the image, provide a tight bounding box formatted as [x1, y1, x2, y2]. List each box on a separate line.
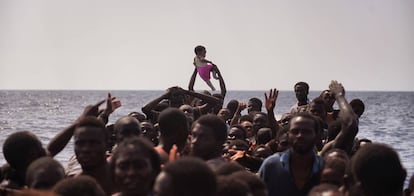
[3, 131, 46, 170]
[158, 108, 188, 137]
[215, 162, 245, 176]
[239, 115, 253, 123]
[194, 45, 206, 55]
[217, 176, 251, 196]
[52, 175, 105, 196]
[288, 112, 320, 135]
[351, 143, 406, 196]
[229, 171, 267, 196]
[163, 157, 216, 196]
[229, 124, 246, 140]
[76, 116, 107, 141]
[226, 100, 239, 114]
[256, 127, 272, 145]
[196, 114, 228, 143]
[114, 116, 142, 142]
[294, 81, 309, 92]
[350, 99, 364, 109]
[26, 157, 65, 189]
[248, 97, 262, 108]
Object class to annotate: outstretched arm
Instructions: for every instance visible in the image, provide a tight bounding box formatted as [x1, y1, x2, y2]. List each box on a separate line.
[329, 80, 358, 154]
[46, 99, 105, 157]
[265, 89, 281, 138]
[141, 89, 172, 122]
[180, 87, 223, 114]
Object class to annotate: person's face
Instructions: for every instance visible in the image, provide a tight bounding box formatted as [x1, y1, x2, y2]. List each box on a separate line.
[253, 114, 267, 134]
[153, 171, 173, 196]
[74, 127, 107, 170]
[140, 122, 158, 145]
[288, 116, 316, 155]
[247, 101, 261, 113]
[309, 103, 327, 121]
[294, 85, 308, 102]
[116, 124, 141, 144]
[241, 121, 253, 138]
[322, 91, 335, 107]
[228, 127, 245, 140]
[190, 123, 218, 160]
[114, 149, 154, 195]
[217, 108, 231, 121]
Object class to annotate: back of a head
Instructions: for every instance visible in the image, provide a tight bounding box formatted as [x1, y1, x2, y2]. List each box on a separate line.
[114, 116, 142, 143]
[26, 157, 65, 190]
[351, 143, 406, 196]
[256, 127, 272, 145]
[229, 171, 267, 196]
[196, 114, 228, 143]
[215, 162, 245, 176]
[3, 131, 46, 170]
[350, 98, 365, 117]
[52, 175, 105, 196]
[226, 100, 239, 114]
[217, 176, 251, 196]
[158, 108, 188, 137]
[308, 183, 341, 196]
[162, 157, 217, 196]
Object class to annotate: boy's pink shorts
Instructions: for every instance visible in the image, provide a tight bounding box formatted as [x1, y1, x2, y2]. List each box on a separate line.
[197, 63, 213, 81]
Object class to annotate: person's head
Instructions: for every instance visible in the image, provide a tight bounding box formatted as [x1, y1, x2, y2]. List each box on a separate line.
[226, 100, 239, 117]
[110, 137, 161, 196]
[26, 157, 65, 190]
[351, 143, 406, 196]
[294, 81, 309, 102]
[216, 175, 251, 196]
[256, 127, 272, 145]
[240, 117, 253, 138]
[229, 171, 268, 196]
[52, 175, 105, 196]
[169, 90, 186, 108]
[3, 131, 46, 172]
[308, 183, 342, 196]
[287, 112, 319, 155]
[319, 90, 335, 110]
[308, 97, 328, 121]
[153, 157, 216, 196]
[228, 125, 246, 141]
[74, 117, 107, 171]
[114, 116, 141, 144]
[252, 112, 268, 136]
[179, 104, 195, 128]
[226, 139, 249, 152]
[157, 108, 188, 152]
[190, 114, 227, 160]
[350, 99, 365, 118]
[194, 45, 206, 57]
[140, 121, 159, 146]
[128, 111, 146, 122]
[217, 108, 231, 122]
[252, 145, 273, 159]
[215, 162, 245, 176]
[321, 149, 349, 187]
[247, 97, 262, 113]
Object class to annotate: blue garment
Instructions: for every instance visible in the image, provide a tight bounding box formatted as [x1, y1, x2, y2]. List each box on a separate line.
[258, 149, 323, 196]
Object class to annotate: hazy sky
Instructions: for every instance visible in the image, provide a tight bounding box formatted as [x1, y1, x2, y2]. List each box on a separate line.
[1, 0, 413, 91]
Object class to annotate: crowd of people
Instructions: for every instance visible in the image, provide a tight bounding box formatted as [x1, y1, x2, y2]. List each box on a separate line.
[0, 62, 412, 196]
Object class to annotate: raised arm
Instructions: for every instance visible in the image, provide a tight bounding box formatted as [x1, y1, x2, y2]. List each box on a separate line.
[213, 65, 226, 98]
[265, 89, 281, 138]
[180, 88, 223, 114]
[188, 68, 198, 91]
[328, 80, 358, 154]
[46, 99, 105, 157]
[141, 89, 172, 122]
[230, 102, 247, 126]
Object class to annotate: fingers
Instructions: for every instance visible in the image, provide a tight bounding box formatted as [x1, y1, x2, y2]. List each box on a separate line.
[94, 99, 105, 108]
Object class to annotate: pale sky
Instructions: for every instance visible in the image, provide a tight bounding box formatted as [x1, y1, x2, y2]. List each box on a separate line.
[0, 0, 413, 91]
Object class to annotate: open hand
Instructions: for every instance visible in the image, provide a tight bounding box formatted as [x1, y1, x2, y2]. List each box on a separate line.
[265, 88, 279, 111]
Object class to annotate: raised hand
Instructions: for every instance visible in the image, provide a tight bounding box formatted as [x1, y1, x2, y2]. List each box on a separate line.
[105, 93, 121, 114]
[236, 102, 247, 113]
[265, 88, 279, 111]
[329, 80, 345, 98]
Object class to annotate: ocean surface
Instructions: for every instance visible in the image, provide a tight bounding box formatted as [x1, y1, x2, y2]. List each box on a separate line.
[1, 90, 413, 185]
